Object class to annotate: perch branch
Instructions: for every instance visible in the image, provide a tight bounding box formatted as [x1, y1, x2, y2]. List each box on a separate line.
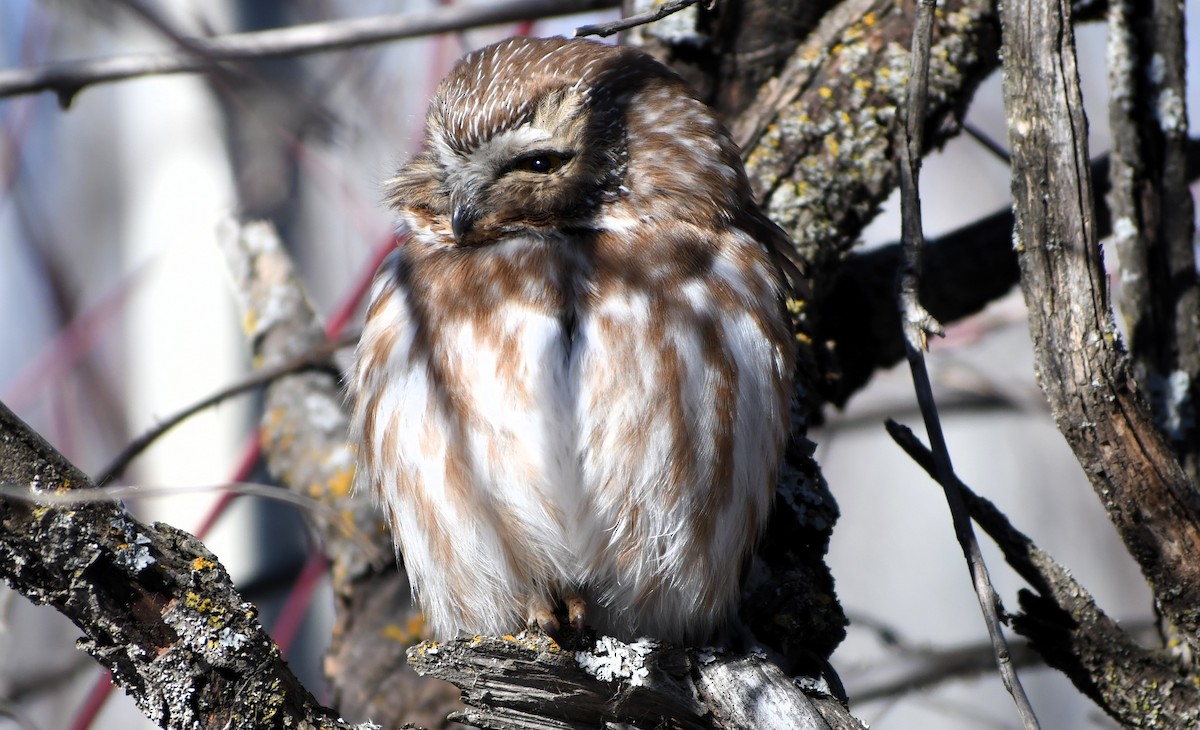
[408, 634, 864, 730]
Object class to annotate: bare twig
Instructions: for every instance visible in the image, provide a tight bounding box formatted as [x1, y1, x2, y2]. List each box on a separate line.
[961, 122, 1011, 165]
[574, 0, 700, 38]
[0, 0, 619, 105]
[894, 1, 1039, 727]
[93, 331, 357, 487]
[887, 420, 1200, 727]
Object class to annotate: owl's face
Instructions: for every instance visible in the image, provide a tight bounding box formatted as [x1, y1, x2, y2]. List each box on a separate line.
[387, 36, 755, 248]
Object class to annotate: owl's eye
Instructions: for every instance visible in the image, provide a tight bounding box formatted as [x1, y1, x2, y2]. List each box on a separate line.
[509, 152, 568, 174]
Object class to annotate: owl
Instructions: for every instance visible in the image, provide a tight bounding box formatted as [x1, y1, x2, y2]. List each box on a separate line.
[350, 36, 797, 645]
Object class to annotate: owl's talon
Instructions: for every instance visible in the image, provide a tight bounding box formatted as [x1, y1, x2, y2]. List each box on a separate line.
[528, 605, 560, 638]
[566, 595, 587, 634]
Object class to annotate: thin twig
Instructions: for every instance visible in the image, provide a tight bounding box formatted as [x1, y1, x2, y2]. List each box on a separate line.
[894, 1, 1041, 728]
[93, 331, 357, 486]
[0, 0, 619, 105]
[962, 122, 1012, 165]
[574, 0, 700, 38]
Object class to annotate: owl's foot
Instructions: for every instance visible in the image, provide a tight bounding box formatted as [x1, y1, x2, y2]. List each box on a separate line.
[526, 595, 590, 648]
[527, 602, 561, 638]
[566, 594, 586, 634]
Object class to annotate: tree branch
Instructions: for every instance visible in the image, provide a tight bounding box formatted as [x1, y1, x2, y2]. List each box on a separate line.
[817, 138, 1200, 408]
[1106, 0, 1200, 482]
[888, 420, 1200, 727]
[892, 0, 1038, 725]
[0, 0, 618, 106]
[1000, 0, 1200, 714]
[0, 401, 356, 730]
[732, 0, 999, 292]
[408, 634, 863, 729]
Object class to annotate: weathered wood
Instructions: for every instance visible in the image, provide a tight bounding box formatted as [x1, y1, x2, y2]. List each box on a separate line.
[1000, 0, 1200, 723]
[1106, 0, 1200, 482]
[408, 634, 859, 729]
[890, 420, 1200, 727]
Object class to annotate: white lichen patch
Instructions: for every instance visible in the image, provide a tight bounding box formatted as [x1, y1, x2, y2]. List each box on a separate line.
[575, 636, 657, 687]
[113, 525, 155, 572]
[218, 626, 248, 651]
[1156, 88, 1185, 134]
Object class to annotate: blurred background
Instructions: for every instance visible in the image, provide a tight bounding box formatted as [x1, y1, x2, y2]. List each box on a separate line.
[0, 2, 1196, 728]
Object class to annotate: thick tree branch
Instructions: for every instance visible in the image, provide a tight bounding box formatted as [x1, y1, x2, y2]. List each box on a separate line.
[0, 402, 355, 730]
[1001, 0, 1200, 683]
[732, 0, 999, 292]
[0, 0, 618, 106]
[408, 634, 862, 729]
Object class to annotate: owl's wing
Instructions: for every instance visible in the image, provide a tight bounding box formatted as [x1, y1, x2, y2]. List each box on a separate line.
[753, 212, 812, 302]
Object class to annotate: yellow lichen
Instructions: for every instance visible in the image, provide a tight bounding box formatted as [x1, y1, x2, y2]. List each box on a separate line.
[192, 557, 215, 572]
[327, 467, 354, 498]
[242, 310, 258, 337]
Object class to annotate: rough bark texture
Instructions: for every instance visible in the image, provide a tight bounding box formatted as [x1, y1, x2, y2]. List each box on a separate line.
[892, 421, 1200, 727]
[407, 634, 861, 730]
[732, 0, 999, 294]
[0, 402, 353, 730]
[1000, 0, 1200, 723]
[6, 1, 1200, 728]
[1107, 0, 1200, 484]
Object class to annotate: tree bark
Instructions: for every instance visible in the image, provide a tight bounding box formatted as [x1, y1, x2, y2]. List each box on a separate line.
[0, 403, 354, 730]
[1000, 0, 1200, 721]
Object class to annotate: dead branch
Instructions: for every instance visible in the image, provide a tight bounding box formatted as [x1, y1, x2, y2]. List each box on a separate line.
[575, 0, 700, 38]
[1106, 0, 1200, 481]
[94, 332, 356, 486]
[892, 0, 1038, 725]
[217, 219, 463, 728]
[887, 420, 1200, 727]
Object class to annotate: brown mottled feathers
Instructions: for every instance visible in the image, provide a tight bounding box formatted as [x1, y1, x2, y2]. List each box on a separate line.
[351, 36, 796, 644]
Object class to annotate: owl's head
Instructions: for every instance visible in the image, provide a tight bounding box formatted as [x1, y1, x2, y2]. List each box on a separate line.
[387, 36, 753, 247]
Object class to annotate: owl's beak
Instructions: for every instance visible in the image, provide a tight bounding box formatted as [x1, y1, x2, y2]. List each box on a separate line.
[451, 203, 478, 242]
